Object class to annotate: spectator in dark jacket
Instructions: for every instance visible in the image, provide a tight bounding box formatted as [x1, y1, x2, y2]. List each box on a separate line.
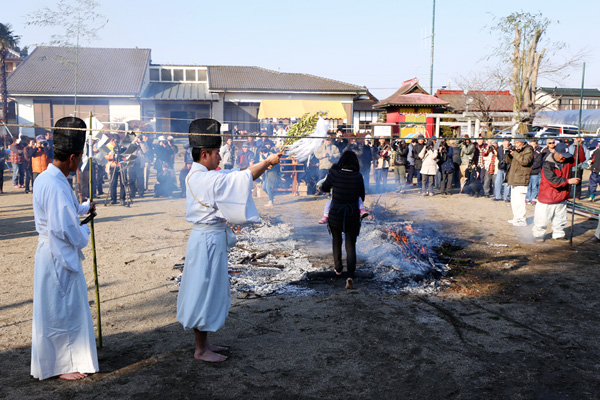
[450, 140, 462, 188]
[360, 136, 374, 193]
[412, 134, 426, 189]
[392, 139, 409, 193]
[526, 139, 544, 205]
[22, 138, 36, 193]
[494, 138, 512, 202]
[438, 141, 455, 195]
[321, 151, 365, 288]
[0, 139, 7, 194]
[407, 139, 417, 186]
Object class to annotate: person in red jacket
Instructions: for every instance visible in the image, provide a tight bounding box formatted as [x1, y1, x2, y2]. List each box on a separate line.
[532, 143, 581, 241]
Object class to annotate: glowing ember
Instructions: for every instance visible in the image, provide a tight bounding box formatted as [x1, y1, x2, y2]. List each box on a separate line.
[405, 225, 418, 233]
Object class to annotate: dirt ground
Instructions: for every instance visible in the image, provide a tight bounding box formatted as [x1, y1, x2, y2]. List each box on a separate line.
[1, 162, 600, 399]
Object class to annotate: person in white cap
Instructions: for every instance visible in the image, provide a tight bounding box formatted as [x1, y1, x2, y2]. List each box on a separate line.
[505, 134, 534, 227]
[532, 142, 581, 240]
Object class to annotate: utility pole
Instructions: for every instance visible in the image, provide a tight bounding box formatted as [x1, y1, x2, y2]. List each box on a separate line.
[429, 0, 436, 94]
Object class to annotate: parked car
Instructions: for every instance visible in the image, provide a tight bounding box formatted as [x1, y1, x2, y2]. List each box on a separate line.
[531, 125, 580, 138]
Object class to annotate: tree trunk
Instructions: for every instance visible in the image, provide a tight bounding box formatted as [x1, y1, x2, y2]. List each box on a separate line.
[0, 47, 7, 123]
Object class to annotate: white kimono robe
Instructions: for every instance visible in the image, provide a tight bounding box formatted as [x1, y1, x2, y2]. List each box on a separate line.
[176, 163, 258, 332]
[31, 164, 98, 380]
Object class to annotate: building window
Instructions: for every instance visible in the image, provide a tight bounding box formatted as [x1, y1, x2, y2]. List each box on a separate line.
[356, 110, 380, 133]
[150, 67, 208, 82]
[161, 69, 172, 81]
[185, 69, 196, 81]
[173, 69, 184, 81]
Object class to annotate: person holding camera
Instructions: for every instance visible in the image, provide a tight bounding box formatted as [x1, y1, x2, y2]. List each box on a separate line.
[438, 140, 455, 195]
[494, 138, 512, 202]
[505, 134, 534, 226]
[412, 134, 426, 190]
[392, 139, 409, 193]
[375, 138, 391, 193]
[32, 135, 52, 187]
[482, 139, 498, 197]
[459, 136, 475, 192]
[419, 139, 439, 196]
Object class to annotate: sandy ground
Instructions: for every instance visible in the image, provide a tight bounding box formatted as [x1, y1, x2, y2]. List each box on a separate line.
[1, 161, 600, 399]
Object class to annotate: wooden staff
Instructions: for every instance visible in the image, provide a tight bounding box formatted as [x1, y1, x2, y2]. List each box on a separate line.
[570, 63, 586, 247]
[88, 112, 102, 348]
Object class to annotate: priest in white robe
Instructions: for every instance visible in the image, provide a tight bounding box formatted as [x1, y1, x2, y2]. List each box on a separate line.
[177, 119, 281, 362]
[31, 117, 99, 380]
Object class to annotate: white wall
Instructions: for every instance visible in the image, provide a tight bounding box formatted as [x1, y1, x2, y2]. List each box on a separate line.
[223, 92, 353, 103]
[16, 98, 35, 137]
[108, 99, 142, 123]
[211, 93, 224, 121]
[535, 91, 558, 111]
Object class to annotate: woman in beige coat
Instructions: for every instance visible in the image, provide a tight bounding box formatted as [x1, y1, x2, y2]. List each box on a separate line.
[419, 140, 439, 196]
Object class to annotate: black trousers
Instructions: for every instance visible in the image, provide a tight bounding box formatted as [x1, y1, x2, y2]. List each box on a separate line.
[331, 226, 357, 278]
[440, 172, 453, 194]
[24, 168, 33, 192]
[407, 164, 415, 184]
[109, 166, 126, 202]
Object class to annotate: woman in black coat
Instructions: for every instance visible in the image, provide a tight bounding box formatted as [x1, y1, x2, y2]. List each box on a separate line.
[321, 151, 365, 286]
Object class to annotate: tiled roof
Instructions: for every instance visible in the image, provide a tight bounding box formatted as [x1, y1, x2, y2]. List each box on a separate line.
[207, 66, 366, 93]
[435, 90, 514, 112]
[373, 78, 447, 108]
[142, 82, 218, 101]
[7, 46, 151, 96]
[374, 93, 448, 108]
[539, 87, 600, 97]
[6, 48, 22, 59]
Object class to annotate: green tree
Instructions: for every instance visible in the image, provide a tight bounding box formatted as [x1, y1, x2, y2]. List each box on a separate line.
[0, 23, 20, 123]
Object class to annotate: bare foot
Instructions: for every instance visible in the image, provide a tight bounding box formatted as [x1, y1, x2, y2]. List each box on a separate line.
[346, 278, 354, 289]
[194, 349, 227, 362]
[208, 344, 228, 352]
[59, 372, 88, 380]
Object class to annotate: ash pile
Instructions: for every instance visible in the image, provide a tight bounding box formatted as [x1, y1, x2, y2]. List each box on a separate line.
[227, 216, 316, 297]
[171, 216, 319, 297]
[354, 203, 453, 294]
[172, 205, 457, 297]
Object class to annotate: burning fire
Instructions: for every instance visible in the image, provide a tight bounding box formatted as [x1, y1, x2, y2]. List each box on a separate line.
[405, 225, 418, 234]
[389, 231, 408, 245]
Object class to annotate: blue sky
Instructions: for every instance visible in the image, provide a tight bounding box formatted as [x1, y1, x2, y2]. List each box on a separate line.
[4, 0, 599, 100]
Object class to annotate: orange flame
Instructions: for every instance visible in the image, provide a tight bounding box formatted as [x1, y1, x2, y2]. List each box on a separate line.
[388, 231, 408, 245]
[405, 225, 418, 234]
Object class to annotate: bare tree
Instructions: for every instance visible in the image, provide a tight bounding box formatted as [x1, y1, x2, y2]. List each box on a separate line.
[453, 69, 510, 135]
[26, 0, 107, 47]
[489, 12, 584, 132]
[25, 0, 108, 113]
